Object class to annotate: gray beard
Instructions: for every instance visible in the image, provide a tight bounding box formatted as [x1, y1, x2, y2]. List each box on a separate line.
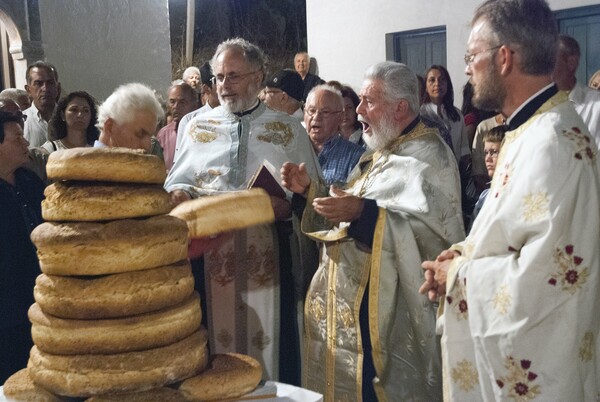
[219, 82, 260, 114]
[473, 61, 505, 112]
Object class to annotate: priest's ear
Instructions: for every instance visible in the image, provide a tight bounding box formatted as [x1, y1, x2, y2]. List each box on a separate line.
[394, 99, 410, 120]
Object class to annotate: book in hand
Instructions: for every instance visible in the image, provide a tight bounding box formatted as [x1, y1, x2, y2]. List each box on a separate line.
[247, 160, 287, 199]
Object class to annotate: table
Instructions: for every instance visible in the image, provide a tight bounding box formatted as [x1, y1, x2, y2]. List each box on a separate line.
[0, 381, 323, 401]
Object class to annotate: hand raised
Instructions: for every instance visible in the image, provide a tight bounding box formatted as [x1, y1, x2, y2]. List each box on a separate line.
[312, 185, 364, 224]
[281, 162, 310, 195]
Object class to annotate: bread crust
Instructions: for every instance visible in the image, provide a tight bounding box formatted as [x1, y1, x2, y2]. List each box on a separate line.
[30, 292, 202, 355]
[31, 215, 188, 275]
[42, 181, 171, 222]
[28, 329, 209, 398]
[3, 368, 66, 402]
[169, 188, 275, 238]
[34, 260, 194, 319]
[46, 147, 166, 184]
[178, 353, 262, 401]
[85, 387, 186, 402]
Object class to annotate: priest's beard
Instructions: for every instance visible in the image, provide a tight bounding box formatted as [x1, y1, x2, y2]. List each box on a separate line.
[362, 112, 400, 151]
[472, 59, 506, 112]
[219, 81, 260, 114]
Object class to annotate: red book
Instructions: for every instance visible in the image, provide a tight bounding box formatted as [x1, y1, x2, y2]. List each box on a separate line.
[247, 160, 287, 199]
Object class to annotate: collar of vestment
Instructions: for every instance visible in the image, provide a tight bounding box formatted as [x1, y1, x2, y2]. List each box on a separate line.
[506, 84, 557, 131]
[233, 100, 261, 118]
[503, 90, 569, 147]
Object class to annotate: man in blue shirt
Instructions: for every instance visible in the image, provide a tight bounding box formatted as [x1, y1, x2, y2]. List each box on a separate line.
[304, 84, 364, 187]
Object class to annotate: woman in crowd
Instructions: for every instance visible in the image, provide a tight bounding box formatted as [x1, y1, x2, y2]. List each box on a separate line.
[339, 85, 363, 145]
[42, 91, 99, 153]
[421, 65, 470, 165]
[0, 111, 45, 382]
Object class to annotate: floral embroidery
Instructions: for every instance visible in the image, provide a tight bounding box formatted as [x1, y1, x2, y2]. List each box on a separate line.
[206, 248, 236, 286]
[496, 357, 541, 401]
[549, 245, 589, 294]
[579, 332, 594, 362]
[191, 130, 218, 143]
[259, 122, 294, 147]
[494, 163, 512, 198]
[446, 280, 468, 321]
[521, 192, 549, 223]
[216, 329, 233, 348]
[451, 359, 479, 392]
[246, 245, 275, 286]
[493, 284, 511, 315]
[194, 168, 226, 188]
[562, 126, 596, 163]
[252, 330, 271, 350]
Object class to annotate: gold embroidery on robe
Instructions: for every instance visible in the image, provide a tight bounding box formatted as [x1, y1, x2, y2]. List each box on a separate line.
[579, 332, 593, 362]
[496, 356, 541, 402]
[252, 330, 271, 351]
[259, 122, 294, 146]
[451, 359, 479, 392]
[521, 192, 549, 223]
[493, 284, 512, 315]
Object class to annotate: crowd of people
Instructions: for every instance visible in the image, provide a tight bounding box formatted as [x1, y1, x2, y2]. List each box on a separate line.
[1, 0, 599, 400]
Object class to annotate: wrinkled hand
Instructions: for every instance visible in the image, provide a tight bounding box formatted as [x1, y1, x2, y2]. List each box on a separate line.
[270, 195, 291, 221]
[419, 249, 458, 301]
[281, 162, 311, 195]
[187, 232, 233, 259]
[312, 186, 364, 224]
[169, 190, 191, 208]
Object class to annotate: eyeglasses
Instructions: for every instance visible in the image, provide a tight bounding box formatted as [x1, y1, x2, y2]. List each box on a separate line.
[305, 108, 342, 119]
[464, 45, 502, 65]
[211, 70, 260, 85]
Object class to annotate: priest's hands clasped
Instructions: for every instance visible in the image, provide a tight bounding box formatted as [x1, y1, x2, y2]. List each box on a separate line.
[419, 249, 459, 301]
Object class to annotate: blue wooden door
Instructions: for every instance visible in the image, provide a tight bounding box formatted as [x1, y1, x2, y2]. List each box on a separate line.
[389, 27, 446, 77]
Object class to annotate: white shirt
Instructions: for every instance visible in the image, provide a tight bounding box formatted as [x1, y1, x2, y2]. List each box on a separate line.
[23, 103, 50, 148]
[569, 83, 600, 150]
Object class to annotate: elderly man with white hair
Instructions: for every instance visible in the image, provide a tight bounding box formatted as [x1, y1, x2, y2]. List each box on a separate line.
[182, 66, 201, 91]
[96, 83, 164, 152]
[165, 38, 320, 384]
[282, 61, 464, 401]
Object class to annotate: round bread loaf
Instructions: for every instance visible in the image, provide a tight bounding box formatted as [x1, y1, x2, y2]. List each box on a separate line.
[178, 353, 262, 401]
[28, 328, 209, 398]
[30, 292, 201, 355]
[42, 181, 171, 222]
[31, 215, 188, 276]
[3, 368, 66, 402]
[85, 387, 186, 402]
[46, 147, 166, 184]
[34, 260, 194, 319]
[169, 188, 275, 238]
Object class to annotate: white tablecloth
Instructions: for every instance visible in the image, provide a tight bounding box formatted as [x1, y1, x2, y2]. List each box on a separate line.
[0, 381, 323, 401]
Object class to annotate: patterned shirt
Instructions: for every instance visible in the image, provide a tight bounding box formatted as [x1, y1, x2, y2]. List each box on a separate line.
[317, 134, 364, 186]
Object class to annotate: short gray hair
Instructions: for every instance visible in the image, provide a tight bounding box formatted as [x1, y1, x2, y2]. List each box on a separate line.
[473, 0, 557, 76]
[97, 83, 164, 129]
[182, 66, 200, 80]
[0, 88, 28, 101]
[364, 61, 419, 114]
[210, 38, 267, 85]
[306, 84, 344, 111]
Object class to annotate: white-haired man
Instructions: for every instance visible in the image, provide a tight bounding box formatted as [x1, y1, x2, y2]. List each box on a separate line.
[96, 83, 164, 152]
[421, 0, 600, 400]
[165, 38, 320, 384]
[282, 61, 464, 401]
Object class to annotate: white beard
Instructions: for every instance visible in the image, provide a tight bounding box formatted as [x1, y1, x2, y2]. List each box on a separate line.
[362, 113, 400, 151]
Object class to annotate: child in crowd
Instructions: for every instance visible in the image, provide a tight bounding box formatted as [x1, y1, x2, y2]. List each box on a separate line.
[468, 125, 506, 233]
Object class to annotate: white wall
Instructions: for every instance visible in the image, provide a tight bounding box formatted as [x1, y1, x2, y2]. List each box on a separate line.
[39, 0, 172, 102]
[307, 0, 600, 101]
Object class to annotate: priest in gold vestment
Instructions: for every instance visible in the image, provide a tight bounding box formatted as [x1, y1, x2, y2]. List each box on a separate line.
[282, 61, 465, 401]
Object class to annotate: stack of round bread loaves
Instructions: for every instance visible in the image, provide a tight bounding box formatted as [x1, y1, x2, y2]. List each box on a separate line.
[17, 148, 208, 399]
[4, 148, 266, 401]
